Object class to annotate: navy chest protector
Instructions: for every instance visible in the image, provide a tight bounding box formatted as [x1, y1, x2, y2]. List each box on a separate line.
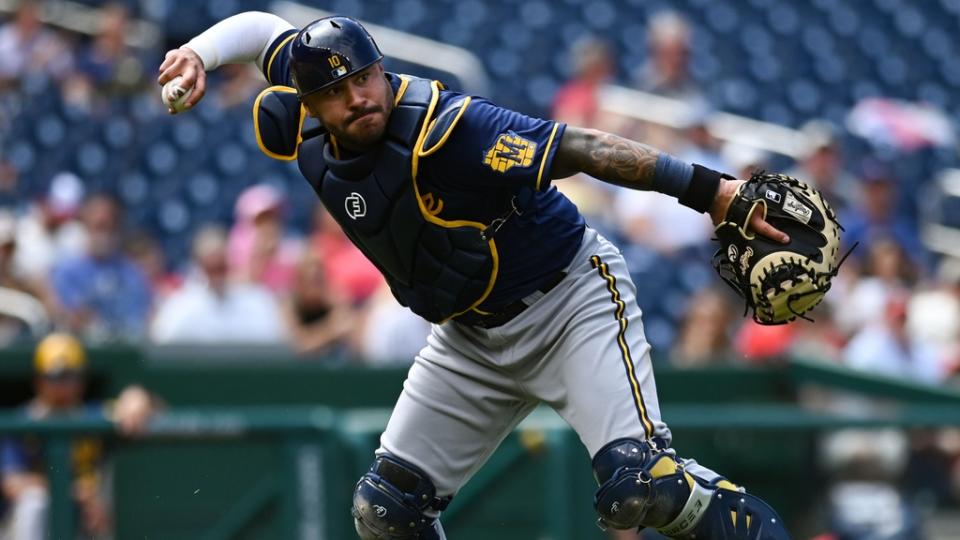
[253, 76, 497, 323]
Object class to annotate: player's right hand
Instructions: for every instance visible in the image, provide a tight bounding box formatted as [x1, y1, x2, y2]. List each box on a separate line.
[709, 178, 790, 244]
[157, 47, 206, 113]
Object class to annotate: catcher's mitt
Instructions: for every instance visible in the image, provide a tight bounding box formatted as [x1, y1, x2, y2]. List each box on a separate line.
[712, 171, 851, 325]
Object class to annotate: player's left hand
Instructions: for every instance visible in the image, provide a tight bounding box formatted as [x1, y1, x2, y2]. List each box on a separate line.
[709, 178, 790, 243]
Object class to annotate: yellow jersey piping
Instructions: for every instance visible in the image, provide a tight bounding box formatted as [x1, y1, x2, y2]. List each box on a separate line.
[265, 34, 296, 85]
[536, 122, 560, 191]
[590, 255, 656, 439]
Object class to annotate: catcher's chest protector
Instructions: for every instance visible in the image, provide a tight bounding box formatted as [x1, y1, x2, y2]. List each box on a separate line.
[297, 77, 497, 323]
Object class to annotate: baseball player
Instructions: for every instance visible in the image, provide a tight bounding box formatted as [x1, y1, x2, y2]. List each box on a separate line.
[160, 13, 793, 539]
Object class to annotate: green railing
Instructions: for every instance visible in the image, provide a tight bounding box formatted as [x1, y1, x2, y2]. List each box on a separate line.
[7, 404, 960, 537]
[0, 407, 336, 540]
[1, 353, 959, 538]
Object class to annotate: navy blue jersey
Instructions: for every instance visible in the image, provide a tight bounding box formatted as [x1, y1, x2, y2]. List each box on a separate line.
[416, 95, 585, 309]
[263, 33, 586, 310]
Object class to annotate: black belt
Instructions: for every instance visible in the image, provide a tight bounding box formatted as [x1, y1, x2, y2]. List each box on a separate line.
[455, 270, 566, 329]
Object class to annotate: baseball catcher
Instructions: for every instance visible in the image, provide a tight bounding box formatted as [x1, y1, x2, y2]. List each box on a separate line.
[713, 171, 848, 325]
[162, 12, 805, 540]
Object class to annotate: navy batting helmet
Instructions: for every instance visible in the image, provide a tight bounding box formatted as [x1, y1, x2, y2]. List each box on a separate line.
[290, 16, 383, 98]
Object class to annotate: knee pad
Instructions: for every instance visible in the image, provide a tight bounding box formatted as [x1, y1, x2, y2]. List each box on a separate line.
[352, 454, 451, 539]
[592, 438, 694, 531]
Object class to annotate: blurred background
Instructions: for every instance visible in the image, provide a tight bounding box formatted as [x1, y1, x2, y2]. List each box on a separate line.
[1, 0, 960, 538]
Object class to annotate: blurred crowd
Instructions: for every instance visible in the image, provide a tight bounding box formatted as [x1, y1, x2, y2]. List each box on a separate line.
[0, 2, 433, 364]
[0, 1, 956, 381]
[551, 10, 959, 388]
[0, 1, 958, 539]
[552, 12, 960, 540]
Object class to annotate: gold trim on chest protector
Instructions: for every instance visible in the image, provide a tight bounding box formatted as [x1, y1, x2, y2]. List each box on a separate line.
[252, 85, 306, 161]
[409, 80, 499, 322]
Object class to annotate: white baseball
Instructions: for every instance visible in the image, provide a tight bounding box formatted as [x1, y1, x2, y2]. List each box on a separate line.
[161, 75, 194, 113]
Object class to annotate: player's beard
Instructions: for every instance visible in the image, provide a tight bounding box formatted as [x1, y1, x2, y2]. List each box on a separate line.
[331, 106, 387, 152]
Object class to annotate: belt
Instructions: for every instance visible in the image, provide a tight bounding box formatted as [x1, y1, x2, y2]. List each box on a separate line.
[455, 270, 566, 329]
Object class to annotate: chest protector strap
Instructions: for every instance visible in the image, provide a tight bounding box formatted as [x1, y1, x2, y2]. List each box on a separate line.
[293, 76, 497, 323]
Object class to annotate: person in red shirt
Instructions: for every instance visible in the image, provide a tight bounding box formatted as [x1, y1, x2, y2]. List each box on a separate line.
[307, 204, 382, 305]
[551, 37, 614, 129]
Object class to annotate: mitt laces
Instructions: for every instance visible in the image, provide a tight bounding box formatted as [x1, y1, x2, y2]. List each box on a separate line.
[718, 240, 860, 325]
[783, 241, 859, 323]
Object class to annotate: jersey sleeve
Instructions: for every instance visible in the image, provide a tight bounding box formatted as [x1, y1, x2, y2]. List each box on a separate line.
[430, 98, 565, 192]
[261, 28, 298, 86]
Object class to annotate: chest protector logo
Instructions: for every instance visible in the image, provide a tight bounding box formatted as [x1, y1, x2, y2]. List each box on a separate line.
[294, 77, 499, 323]
[345, 192, 367, 219]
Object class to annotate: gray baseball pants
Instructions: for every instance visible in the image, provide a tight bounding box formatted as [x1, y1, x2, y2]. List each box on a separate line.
[379, 227, 722, 496]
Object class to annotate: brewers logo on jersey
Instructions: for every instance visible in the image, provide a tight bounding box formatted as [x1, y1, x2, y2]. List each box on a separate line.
[484, 131, 537, 173]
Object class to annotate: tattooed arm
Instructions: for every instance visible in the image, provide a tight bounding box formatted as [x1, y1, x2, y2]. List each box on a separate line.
[550, 127, 661, 190]
[551, 126, 789, 241]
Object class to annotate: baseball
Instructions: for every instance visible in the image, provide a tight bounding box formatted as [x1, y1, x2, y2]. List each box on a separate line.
[161, 75, 193, 113]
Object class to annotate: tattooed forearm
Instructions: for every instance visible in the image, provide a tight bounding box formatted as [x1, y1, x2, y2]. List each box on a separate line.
[550, 127, 661, 190]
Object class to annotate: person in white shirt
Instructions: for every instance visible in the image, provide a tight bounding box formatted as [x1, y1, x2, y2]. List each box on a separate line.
[0, 0, 73, 84]
[14, 172, 87, 284]
[150, 225, 287, 344]
[844, 294, 946, 385]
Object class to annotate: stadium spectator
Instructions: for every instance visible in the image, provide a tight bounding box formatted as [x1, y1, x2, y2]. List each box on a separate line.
[675, 107, 728, 173]
[227, 184, 300, 295]
[613, 186, 712, 254]
[0, 159, 17, 208]
[0, 0, 73, 86]
[635, 11, 703, 105]
[0, 210, 49, 345]
[282, 246, 355, 356]
[151, 225, 286, 344]
[844, 294, 947, 385]
[353, 284, 431, 367]
[307, 205, 382, 305]
[907, 258, 960, 376]
[671, 288, 734, 367]
[0, 333, 157, 540]
[787, 304, 846, 363]
[734, 320, 795, 364]
[551, 37, 614, 129]
[721, 142, 770, 181]
[834, 236, 916, 335]
[841, 161, 925, 269]
[73, 3, 145, 95]
[785, 121, 858, 213]
[124, 231, 182, 302]
[734, 304, 846, 365]
[50, 193, 151, 341]
[816, 430, 924, 540]
[13, 173, 87, 287]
